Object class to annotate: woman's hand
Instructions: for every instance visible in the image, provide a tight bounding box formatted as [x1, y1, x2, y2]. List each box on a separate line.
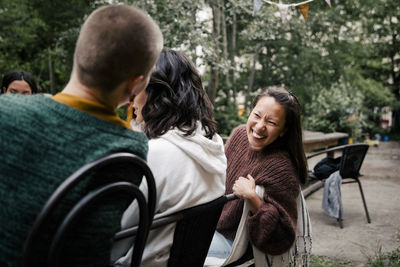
[233, 174, 256, 200]
[233, 174, 262, 213]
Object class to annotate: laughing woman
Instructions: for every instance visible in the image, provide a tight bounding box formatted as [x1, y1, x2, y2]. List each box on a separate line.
[207, 87, 310, 266]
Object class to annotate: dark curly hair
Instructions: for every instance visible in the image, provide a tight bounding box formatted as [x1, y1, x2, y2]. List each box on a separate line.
[141, 49, 217, 139]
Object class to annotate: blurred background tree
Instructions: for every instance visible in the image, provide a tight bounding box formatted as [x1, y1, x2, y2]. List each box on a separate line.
[0, 0, 398, 138]
[0, 0, 98, 94]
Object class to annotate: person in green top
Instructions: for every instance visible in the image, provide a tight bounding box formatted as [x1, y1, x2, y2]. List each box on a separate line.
[0, 4, 163, 267]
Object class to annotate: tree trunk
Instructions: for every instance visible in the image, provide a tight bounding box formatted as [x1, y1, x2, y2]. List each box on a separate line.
[208, 0, 221, 105]
[390, 20, 399, 100]
[141, 0, 147, 10]
[48, 48, 56, 95]
[230, 11, 237, 104]
[221, 3, 230, 91]
[389, 19, 399, 130]
[245, 45, 262, 111]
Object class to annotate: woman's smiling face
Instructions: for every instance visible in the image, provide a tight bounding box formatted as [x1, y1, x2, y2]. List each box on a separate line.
[246, 96, 286, 151]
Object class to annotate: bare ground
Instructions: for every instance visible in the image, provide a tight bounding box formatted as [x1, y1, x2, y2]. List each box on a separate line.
[306, 141, 400, 265]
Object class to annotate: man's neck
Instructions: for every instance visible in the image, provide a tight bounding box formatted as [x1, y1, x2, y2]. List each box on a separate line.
[61, 77, 117, 110]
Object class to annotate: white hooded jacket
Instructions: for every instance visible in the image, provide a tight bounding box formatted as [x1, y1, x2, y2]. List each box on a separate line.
[111, 125, 227, 267]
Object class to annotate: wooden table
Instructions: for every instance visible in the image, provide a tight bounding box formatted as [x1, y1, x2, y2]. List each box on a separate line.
[223, 130, 348, 153]
[303, 131, 348, 153]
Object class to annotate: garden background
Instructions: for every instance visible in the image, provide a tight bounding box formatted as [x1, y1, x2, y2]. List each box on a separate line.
[0, 0, 399, 139]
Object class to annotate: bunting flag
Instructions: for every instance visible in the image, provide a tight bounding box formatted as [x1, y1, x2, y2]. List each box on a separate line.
[253, 0, 264, 15]
[299, 3, 309, 21]
[277, 4, 290, 22]
[253, 0, 331, 21]
[262, 0, 314, 8]
[325, 0, 331, 7]
[261, 0, 313, 21]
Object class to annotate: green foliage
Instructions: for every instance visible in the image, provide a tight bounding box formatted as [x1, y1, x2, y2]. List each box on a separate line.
[366, 233, 400, 267]
[0, 0, 98, 93]
[309, 254, 352, 267]
[388, 128, 400, 141]
[344, 68, 399, 134]
[310, 233, 400, 266]
[214, 98, 247, 137]
[304, 78, 364, 136]
[116, 105, 128, 121]
[0, 0, 45, 76]
[0, 0, 399, 135]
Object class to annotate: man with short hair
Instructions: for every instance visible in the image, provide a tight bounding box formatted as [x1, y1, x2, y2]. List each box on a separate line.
[0, 5, 163, 266]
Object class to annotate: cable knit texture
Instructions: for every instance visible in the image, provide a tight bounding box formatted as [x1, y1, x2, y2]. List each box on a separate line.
[0, 94, 148, 267]
[217, 125, 299, 255]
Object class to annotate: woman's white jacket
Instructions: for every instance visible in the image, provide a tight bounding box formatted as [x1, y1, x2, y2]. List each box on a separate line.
[111, 125, 227, 267]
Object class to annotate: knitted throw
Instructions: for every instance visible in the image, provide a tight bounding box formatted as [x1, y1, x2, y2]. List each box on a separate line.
[0, 94, 148, 267]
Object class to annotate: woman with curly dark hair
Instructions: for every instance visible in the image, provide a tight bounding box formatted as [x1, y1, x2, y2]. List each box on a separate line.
[112, 49, 227, 267]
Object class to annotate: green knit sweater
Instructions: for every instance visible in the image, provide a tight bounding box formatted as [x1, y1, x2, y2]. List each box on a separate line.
[0, 94, 148, 267]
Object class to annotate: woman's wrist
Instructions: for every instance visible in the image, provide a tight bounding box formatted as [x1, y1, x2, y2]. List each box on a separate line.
[249, 191, 260, 203]
[246, 191, 262, 213]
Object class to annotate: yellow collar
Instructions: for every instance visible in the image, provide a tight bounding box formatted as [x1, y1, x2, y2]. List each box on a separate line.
[52, 93, 131, 129]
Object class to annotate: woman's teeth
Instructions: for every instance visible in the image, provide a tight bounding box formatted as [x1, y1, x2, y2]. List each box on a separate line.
[252, 131, 266, 139]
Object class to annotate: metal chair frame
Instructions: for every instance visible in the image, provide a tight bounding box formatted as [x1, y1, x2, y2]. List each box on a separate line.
[114, 194, 238, 267]
[306, 143, 371, 228]
[22, 152, 156, 267]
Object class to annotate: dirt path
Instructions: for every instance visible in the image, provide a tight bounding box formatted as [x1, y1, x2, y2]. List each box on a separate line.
[306, 141, 400, 265]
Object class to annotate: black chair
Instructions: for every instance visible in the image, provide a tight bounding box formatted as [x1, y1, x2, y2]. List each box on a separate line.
[306, 143, 371, 228]
[114, 193, 237, 267]
[22, 152, 156, 267]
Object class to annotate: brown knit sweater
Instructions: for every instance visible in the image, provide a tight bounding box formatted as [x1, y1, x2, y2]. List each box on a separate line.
[217, 125, 300, 255]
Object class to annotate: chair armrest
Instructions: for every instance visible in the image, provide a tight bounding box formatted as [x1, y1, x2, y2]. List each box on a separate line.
[114, 213, 184, 241]
[225, 193, 238, 201]
[114, 194, 237, 241]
